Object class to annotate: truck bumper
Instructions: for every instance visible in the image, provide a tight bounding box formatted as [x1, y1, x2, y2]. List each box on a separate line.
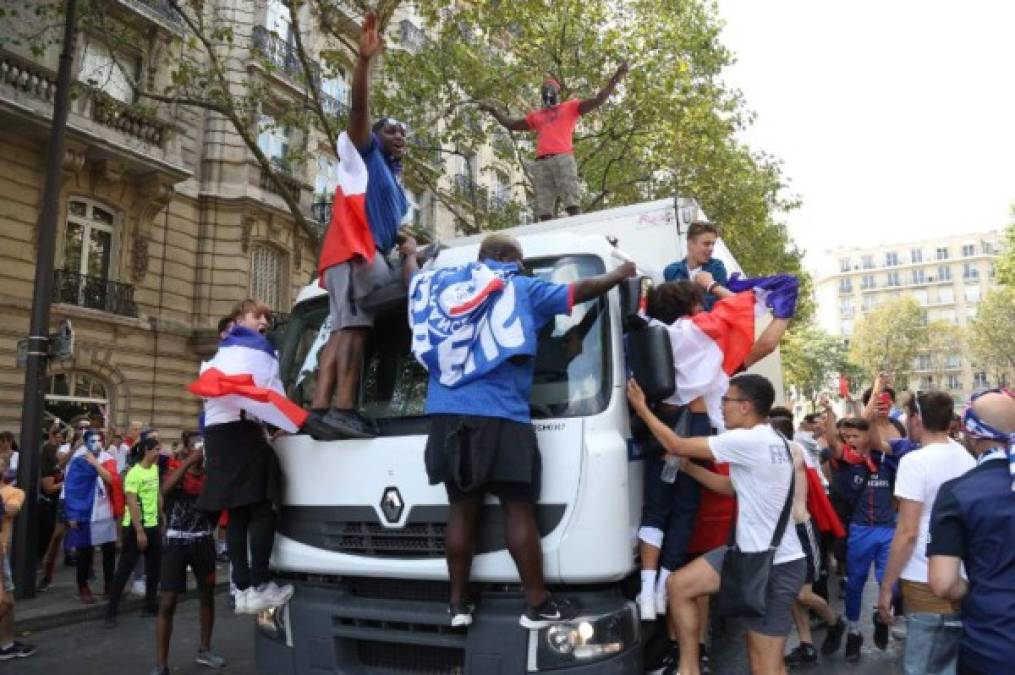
[254, 578, 642, 674]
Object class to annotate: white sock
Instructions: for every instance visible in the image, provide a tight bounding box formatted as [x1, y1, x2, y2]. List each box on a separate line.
[847, 620, 860, 634]
[656, 567, 673, 596]
[640, 569, 657, 597]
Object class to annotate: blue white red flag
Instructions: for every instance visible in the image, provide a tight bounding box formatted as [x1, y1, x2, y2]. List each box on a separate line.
[63, 447, 120, 547]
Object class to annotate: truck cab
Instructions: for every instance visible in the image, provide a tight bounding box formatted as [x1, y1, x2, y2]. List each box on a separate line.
[255, 198, 781, 674]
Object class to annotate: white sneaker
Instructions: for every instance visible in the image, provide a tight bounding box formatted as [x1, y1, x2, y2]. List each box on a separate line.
[131, 579, 146, 597]
[638, 593, 656, 621]
[262, 581, 295, 607]
[656, 591, 668, 616]
[233, 588, 250, 615]
[246, 586, 272, 614]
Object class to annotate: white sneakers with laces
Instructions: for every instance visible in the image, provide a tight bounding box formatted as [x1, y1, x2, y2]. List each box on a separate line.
[234, 582, 295, 615]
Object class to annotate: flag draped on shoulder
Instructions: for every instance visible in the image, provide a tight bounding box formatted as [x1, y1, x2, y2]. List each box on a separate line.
[805, 466, 846, 537]
[188, 326, 308, 432]
[408, 261, 536, 388]
[63, 448, 121, 548]
[318, 131, 374, 277]
[655, 273, 800, 431]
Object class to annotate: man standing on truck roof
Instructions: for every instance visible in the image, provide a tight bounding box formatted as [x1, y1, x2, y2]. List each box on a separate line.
[663, 220, 729, 311]
[478, 63, 628, 222]
[406, 233, 636, 629]
[312, 11, 416, 440]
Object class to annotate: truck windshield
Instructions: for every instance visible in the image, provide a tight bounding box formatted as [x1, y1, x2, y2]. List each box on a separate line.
[279, 254, 611, 424]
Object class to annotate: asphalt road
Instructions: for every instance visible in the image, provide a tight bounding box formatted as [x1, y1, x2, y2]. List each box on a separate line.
[13, 576, 904, 675]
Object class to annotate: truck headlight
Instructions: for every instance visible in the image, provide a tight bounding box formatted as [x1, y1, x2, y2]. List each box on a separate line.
[256, 603, 292, 646]
[528, 603, 638, 670]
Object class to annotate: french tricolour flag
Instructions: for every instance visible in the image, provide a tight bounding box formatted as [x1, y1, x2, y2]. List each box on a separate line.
[189, 326, 308, 432]
[317, 132, 375, 278]
[654, 274, 799, 431]
[63, 447, 122, 548]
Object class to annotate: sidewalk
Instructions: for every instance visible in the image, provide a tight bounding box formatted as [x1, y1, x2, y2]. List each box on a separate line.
[14, 554, 230, 635]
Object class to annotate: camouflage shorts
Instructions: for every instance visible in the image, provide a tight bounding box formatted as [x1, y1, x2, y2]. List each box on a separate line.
[528, 153, 579, 217]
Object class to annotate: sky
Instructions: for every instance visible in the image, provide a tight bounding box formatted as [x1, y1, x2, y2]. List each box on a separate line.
[714, 0, 1015, 274]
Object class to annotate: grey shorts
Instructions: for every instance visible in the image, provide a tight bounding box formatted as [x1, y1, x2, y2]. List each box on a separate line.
[529, 153, 579, 216]
[704, 546, 806, 637]
[324, 260, 375, 331]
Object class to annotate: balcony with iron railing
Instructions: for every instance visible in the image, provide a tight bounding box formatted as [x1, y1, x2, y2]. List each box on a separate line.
[320, 92, 349, 119]
[251, 26, 321, 88]
[398, 19, 429, 52]
[53, 270, 138, 317]
[118, 0, 184, 30]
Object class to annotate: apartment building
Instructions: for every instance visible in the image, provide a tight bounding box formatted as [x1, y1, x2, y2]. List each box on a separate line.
[0, 0, 511, 437]
[814, 230, 1003, 400]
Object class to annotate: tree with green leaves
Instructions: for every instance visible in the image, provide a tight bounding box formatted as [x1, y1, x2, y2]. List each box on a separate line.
[967, 287, 1015, 388]
[996, 203, 1015, 288]
[780, 324, 853, 405]
[847, 297, 927, 388]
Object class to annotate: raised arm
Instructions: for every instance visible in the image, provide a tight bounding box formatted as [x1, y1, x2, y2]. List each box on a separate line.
[626, 379, 715, 460]
[82, 451, 112, 484]
[477, 101, 529, 132]
[571, 261, 636, 304]
[821, 400, 844, 459]
[348, 12, 383, 150]
[578, 62, 629, 115]
[743, 318, 789, 368]
[161, 449, 202, 496]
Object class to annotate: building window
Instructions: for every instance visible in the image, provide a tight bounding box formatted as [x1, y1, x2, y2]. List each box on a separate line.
[266, 0, 292, 38]
[45, 372, 110, 427]
[862, 295, 878, 312]
[963, 262, 979, 281]
[886, 271, 900, 287]
[321, 73, 349, 116]
[916, 354, 931, 370]
[961, 244, 975, 257]
[250, 244, 285, 310]
[911, 268, 926, 284]
[64, 199, 118, 282]
[885, 251, 899, 267]
[314, 154, 339, 201]
[947, 374, 960, 390]
[946, 354, 961, 369]
[913, 290, 929, 306]
[78, 37, 139, 104]
[860, 274, 875, 290]
[838, 278, 852, 293]
[989, 263, 996, 279]
[982, 241, 993, 255]
[937, 264, 952, 281]
[935, 247, 949, 260]
[257, 114, 291, 172]
[910, 248, 923, 263]
[839, 257, 851, 272]
[964, 285, 981, 304]
[839, 298, 854, 317]
[861, 255, 874, 270]
[973, 372, 988, 389]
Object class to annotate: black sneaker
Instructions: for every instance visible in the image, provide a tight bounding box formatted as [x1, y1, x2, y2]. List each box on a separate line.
[519, 596, 579, 629]
[300, 409, 346, 441]
[37, 576, 52, 592]
[0, 641, 37, 660]
[785, 642, 818, 668]
[821, 617, 846, 655]
[645, 642, 677, 675]
[322, 408, 377, 439]
[699, 643, 713, 674]
[844, 632, 862, 663]
[449, 600, 475, 628]
[873, 612, 889, 650]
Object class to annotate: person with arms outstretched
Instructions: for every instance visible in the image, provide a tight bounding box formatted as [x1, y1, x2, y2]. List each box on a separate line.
[479, 63, 628, 221]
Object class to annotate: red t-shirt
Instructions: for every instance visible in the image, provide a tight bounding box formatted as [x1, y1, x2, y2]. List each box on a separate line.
[687, 462, 736, 554]
[525, 99, 582, 156]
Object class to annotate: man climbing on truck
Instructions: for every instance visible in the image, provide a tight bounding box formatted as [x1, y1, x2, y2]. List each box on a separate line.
[407, 233, 636, 629]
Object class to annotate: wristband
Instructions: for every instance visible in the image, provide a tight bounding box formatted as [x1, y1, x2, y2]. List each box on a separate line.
[706, 282, 719, 294]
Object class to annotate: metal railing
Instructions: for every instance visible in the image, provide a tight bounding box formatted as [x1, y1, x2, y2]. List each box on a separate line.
[399, 19, 428, 52]
[53, 270, 138, 317]
[311, 200, 333, 225]
[320, 92, 349, 119]
[123, 0, 183, 25]
[251, 26, 321, 85]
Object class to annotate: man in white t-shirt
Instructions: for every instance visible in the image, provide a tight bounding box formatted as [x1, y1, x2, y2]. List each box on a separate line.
[877, 391, 974, 633]
[629, 373, 805, 675]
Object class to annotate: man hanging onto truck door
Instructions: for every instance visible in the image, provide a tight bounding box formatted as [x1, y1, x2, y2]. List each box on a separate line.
[479, 63, 628, 221]
[407, 233, 636, 628]
[312, 11, 416, 440]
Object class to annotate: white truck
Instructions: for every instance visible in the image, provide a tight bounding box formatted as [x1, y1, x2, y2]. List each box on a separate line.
[256, 198, 783, 674]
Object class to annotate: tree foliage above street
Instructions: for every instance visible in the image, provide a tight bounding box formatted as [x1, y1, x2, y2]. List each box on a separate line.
[967, 287, 1015, 388]
[847, 297, 927, 388]
[781, 324, 853, 404]
[996, 203, 1015, 288]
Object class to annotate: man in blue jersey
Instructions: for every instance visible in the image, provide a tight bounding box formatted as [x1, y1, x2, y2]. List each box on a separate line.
[409, 233, 634, 629]
[663, 221, 729, 311]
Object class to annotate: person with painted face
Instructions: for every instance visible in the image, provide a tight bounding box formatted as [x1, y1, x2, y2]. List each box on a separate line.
[479, 62, 629, 221]
[62, 429, 121, 604]
[312, 11, 417, 440]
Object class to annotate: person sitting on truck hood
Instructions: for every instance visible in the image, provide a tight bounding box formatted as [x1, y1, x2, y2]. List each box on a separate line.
[312, 11, 415, 441]
[406, 233, 636, 629]
[663, 220, 729, 311]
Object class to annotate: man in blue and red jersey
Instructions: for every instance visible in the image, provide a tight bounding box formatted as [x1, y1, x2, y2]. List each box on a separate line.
[478, 63, 628, 221]
[312, 12, 417, 439]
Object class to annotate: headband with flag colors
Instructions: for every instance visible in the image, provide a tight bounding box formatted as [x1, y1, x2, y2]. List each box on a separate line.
[961, 387, 1015, 491]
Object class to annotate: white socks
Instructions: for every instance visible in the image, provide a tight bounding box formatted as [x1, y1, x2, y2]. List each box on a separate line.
[657, 567, 673, 598]
[640, 569, 657, 598]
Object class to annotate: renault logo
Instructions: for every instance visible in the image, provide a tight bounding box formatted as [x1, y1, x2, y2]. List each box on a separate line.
[380, 486, 404, 524]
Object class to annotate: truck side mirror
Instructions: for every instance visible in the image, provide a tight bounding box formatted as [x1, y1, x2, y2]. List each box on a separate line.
[618, 275, 652, 332]
[626, 324, 675, 402]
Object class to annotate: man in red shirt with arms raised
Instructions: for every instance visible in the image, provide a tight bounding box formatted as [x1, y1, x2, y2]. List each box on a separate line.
[479, 64, 628, 221]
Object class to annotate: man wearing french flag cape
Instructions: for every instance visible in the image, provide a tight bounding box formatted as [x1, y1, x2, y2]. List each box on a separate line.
[627, 273, 804, 675]
[188, 300, 298, 616]
[312, 11, 417, 440]
[409, 233, 635, 630]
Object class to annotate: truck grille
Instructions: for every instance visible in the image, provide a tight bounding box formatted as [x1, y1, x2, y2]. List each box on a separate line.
[336, 520, 445, 558]
[347, 578, 451, 603]
[357, 640, 464, 674]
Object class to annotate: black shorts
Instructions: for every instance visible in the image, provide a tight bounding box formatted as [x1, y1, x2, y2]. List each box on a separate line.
[160, 536, 217, 594]
[426, 414, 541, 503]
[797, 521, 821, 584]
